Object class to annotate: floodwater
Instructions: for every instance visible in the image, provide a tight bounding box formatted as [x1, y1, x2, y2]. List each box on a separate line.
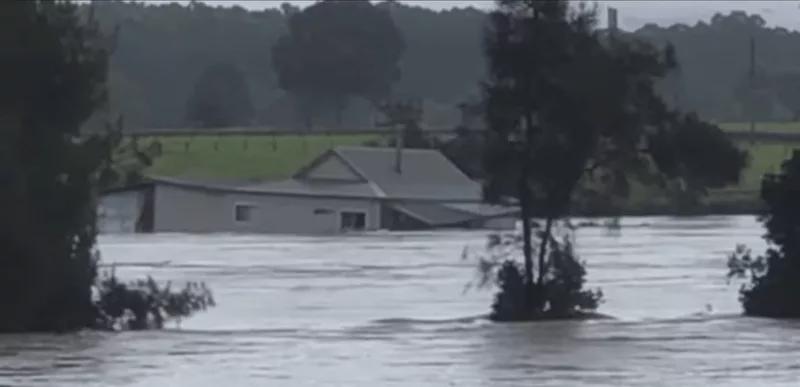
[3, 215, 800, 387]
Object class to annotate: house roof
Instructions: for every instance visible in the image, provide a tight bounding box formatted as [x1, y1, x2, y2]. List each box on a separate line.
[325, 146, 482, 201]
[110, 146, 487, 203]
[390, 202, 519, 227]
[240, 179, 379, 199]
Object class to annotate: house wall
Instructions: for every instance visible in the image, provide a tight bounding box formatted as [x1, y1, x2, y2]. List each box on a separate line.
[152, 184, 381, 234]
[99, 189, 145, 233]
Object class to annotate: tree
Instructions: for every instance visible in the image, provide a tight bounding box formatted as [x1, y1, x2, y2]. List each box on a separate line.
[185, 63, 254, 128]
[271, 0, 404, 129]
[0, 1, 212, 332]
[377, 99, 432, 149]
[728, 150, 800, 317]
[771, 72, 800, 121]
[482, 0, 746, 319]
[0, 1, 110, 332]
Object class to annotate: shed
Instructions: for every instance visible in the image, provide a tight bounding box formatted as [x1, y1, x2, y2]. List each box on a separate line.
[99, 146, 517, 234]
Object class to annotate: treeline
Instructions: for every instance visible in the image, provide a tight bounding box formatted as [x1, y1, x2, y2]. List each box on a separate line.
[87, 1, 800, 131]
[87, 0, 485, 131]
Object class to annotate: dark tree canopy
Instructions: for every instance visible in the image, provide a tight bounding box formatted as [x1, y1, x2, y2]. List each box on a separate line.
[482, 0, 746, 315]
[771, 72, 800, 121]
[728, 150, 800, 317]
[0, 0, 109, 332]
[73, 2, 800, 130]
[185, 62, 254, 128]
[271, 0, 405, 127]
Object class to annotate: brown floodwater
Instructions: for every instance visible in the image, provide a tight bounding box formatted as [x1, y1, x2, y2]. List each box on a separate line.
[3, 216, 799, 386]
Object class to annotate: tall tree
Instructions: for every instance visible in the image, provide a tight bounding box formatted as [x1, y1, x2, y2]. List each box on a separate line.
[185, 62, 254, 128]
[771, 72, 800, 121]
[728, 150, 800, 317]
[271, 0, 404, 129]
[483, 0, 747, 313]
[0, 1, 110, 331]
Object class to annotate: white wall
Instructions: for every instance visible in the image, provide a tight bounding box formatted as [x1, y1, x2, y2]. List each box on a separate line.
[99, 190, 144, 233]
[152, 184, 381, 234]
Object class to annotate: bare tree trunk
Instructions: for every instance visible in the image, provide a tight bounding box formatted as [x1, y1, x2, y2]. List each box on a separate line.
[518, 175, 534, 288]
[537, 215, 554, 286]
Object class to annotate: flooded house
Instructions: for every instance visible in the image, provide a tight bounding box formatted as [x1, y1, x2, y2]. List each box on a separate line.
[99, 146, 517, 234]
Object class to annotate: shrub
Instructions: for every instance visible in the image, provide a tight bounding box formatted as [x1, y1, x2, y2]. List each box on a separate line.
[93, 267, 215, 330]
[727, 150, 800, 317]
[467, 222, 603, 321]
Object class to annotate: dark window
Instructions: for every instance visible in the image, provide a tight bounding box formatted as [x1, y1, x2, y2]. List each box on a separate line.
[340, 211, 366, 231]
[234, 204, 256, 222]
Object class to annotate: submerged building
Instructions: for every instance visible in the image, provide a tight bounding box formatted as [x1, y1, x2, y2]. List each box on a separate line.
[99, 146, 517, 234]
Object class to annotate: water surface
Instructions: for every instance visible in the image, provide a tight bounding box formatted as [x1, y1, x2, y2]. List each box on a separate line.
[3, 216, 798, 386]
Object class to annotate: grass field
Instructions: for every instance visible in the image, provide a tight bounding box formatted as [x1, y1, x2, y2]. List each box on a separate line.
[735, 140, 799, 191]
[719, 122, 800, 134]
[134, 127, 800, 195]
[141, 134, 386, 181]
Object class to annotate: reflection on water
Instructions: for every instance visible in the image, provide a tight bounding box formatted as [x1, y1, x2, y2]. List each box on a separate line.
[3, 216, 799, 386]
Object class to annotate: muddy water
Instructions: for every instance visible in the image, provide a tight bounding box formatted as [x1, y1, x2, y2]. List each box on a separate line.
[3, 216, 799, 387]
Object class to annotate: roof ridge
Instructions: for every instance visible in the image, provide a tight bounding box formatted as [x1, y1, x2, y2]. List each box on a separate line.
[334, 145, 441, 153]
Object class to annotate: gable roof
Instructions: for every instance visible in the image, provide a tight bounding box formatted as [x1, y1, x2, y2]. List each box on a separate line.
[293, 149, 366, 182]
[327, 146, 482, 201]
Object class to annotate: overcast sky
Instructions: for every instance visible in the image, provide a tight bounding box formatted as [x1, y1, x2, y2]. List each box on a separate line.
[187, 0, 800, 31]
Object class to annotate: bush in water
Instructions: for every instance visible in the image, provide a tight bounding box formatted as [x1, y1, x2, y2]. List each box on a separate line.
[727, 150, 800, 317]
[468, 222, 603, 321]
[93, 267, 215, 330]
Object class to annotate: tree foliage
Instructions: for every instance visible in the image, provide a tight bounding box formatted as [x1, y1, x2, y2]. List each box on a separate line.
[482, 0, 746, 320]
[94, 267, 214, 330]
[770, 72, 800, 121]
[0, 1, 212, 332]
[0, 0, 110, 332]
[638, 11, 800, 122]
[728, 150, 800, 317]
[467, 223, 602, 321]
[186, 63, 254, 128]
[271, 0, 404, 128]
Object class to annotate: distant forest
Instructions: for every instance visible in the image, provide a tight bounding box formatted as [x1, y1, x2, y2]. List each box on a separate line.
[85, 1, 800, 131]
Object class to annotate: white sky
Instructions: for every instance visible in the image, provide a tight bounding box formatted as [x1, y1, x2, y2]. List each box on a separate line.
[183, 0, 800, 31]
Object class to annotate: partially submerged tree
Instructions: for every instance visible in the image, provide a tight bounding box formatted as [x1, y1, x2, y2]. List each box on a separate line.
[185, 63, 254, 128]
[0, 1, 110, 332]
[482, 0, 747, 320]
[0, 1, 213, 332]
[467, 222, 603, 320]
[271, 0, 404, 129]
[728, 150, 800, 317]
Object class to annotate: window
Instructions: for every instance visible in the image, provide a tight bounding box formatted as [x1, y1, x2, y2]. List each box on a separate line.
[340, 211, 366, 231]
[234, 203, 256, 223]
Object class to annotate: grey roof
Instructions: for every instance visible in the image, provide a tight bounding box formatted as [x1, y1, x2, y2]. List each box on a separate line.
[391, 202, 480, 226]
[390, 202, 518, 227]
[442, 203, 520, 218]
[329, 146, 482, 201]
[240, 179, 379, 199]
[130, 146, 485, 203]
[138, 176, 377, 200]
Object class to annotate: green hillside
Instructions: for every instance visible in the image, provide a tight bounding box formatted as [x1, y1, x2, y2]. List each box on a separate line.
[143, 134, 384, 181]
[719, 122, 800, 134]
